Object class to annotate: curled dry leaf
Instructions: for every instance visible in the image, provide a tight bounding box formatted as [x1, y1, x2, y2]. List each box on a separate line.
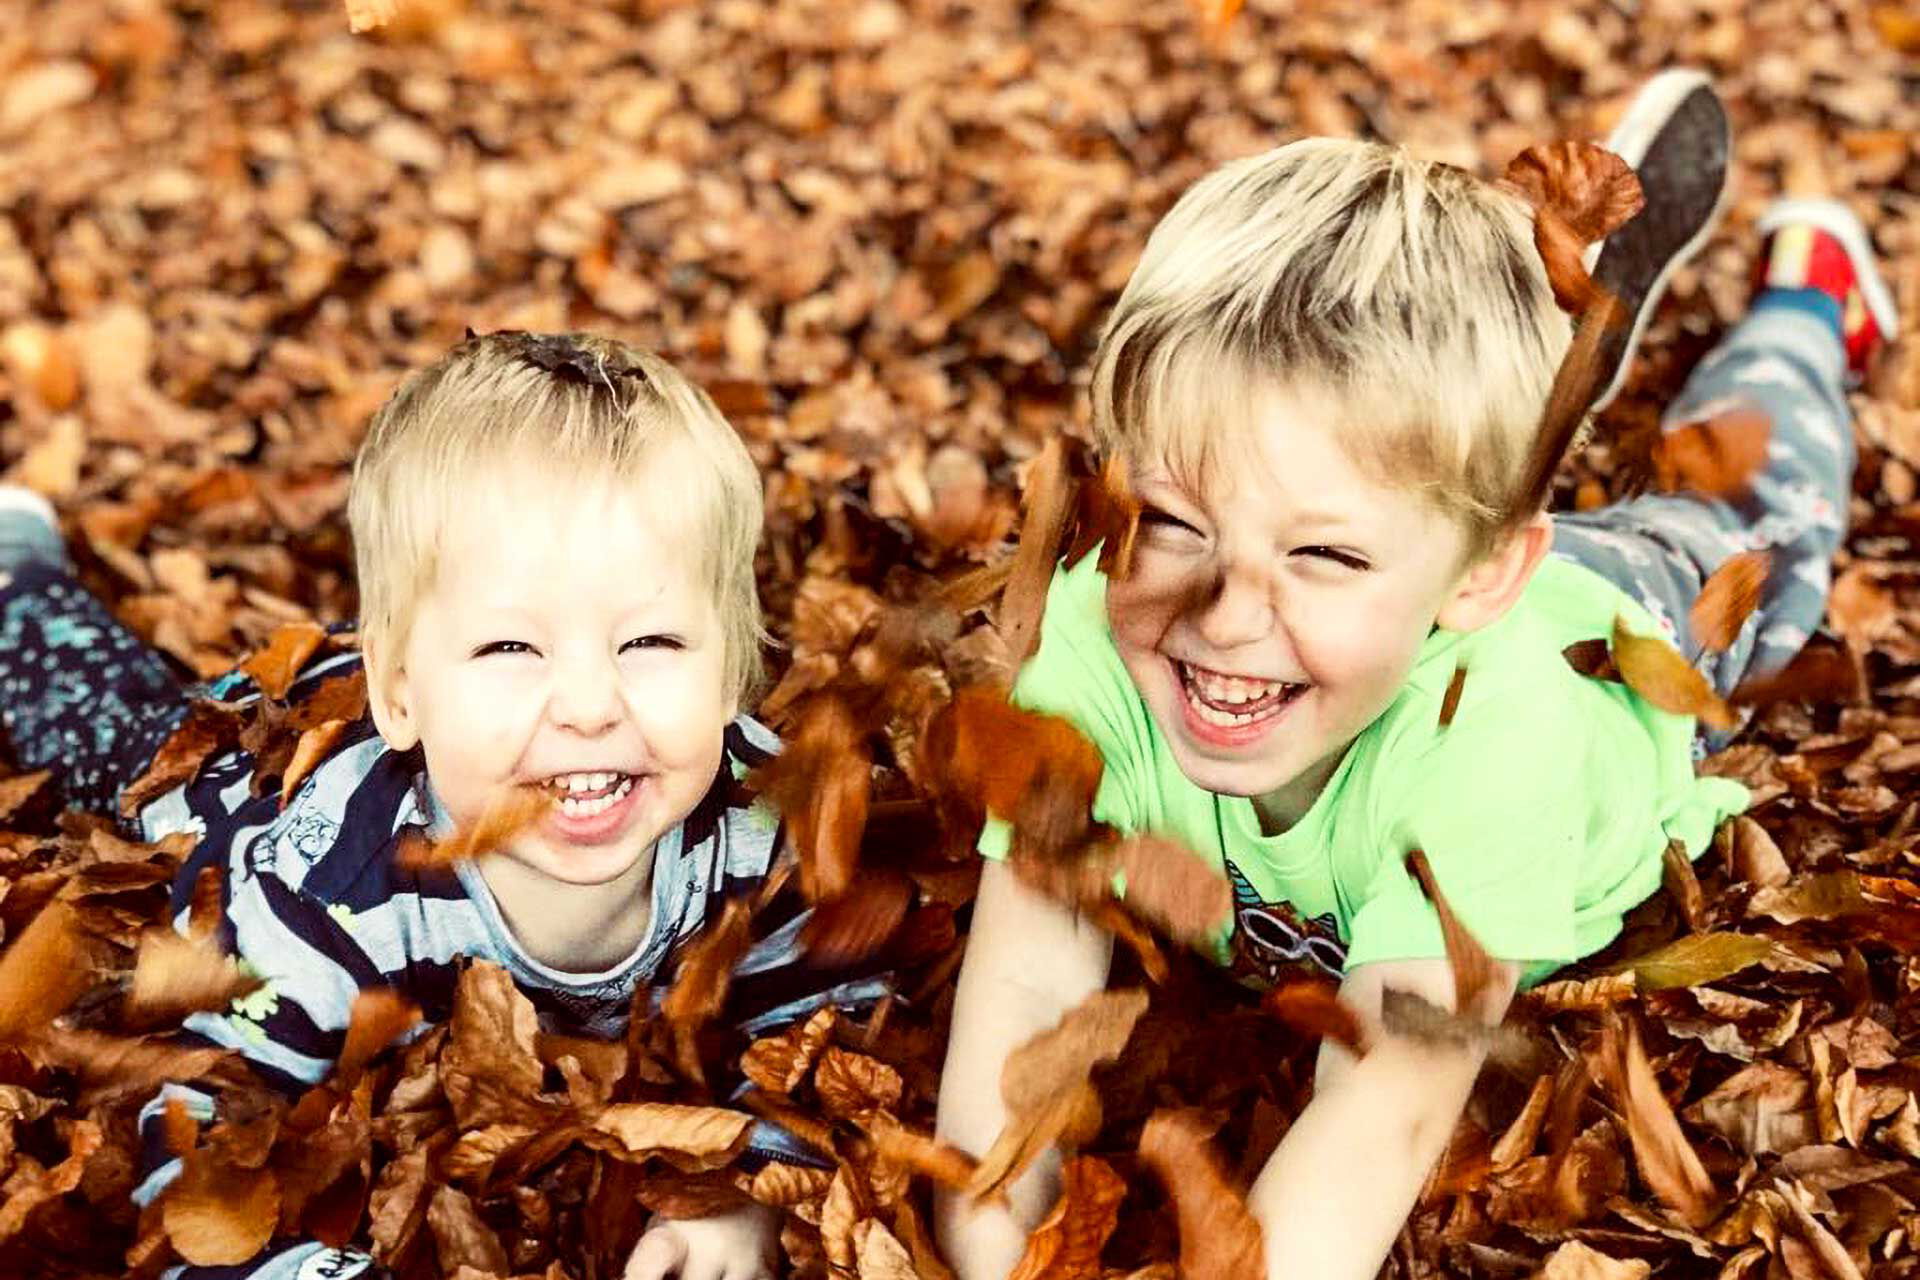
[280, 718, 351, 808]
[0, 900, 98, 1041]
[863, 1112, 980, 1191]
[1062, 453, 1142, 583]
[854, 1217, 920, 1280]
[118, 702, 244, 818]
[1502, 141, 1646, 245]
[1137, 1110, 1263, 1280]
[1610, 616, 1736, 732]
[426, 1182, 510, 1277]
[396, 784, 552, 870]
[1404, 849, 1500, 1018]
[1008, 1155, 1127, 1280]
[922, 687, 1104, 837]
[1690, 551, 1771, 653]
[741, 1006, 839, 1096]
[590, 1103, 755, 1167]
[813, 1046, 904, 1118]
[661, 895, 756, 1082]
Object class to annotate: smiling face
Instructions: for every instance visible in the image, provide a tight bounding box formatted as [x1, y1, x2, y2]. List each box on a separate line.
[1106, 381, 1543, 829]
[370, 460, 735, 898]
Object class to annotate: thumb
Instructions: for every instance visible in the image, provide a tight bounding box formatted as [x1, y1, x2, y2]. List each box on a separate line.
[626, 1225, 690, 1280]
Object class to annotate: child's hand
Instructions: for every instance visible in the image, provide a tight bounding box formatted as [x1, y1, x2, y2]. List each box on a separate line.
[624, 1202, 780, 1280]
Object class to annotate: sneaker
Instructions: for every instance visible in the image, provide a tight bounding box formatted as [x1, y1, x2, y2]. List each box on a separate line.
[0, 485, 68, 575]
[1753, 197, 1900, 380]
[1587, 68, 1733, 412]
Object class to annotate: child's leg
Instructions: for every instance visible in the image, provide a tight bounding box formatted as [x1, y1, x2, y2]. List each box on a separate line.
[0, 490, 191, 819]
[1555, 200, 1898, 731]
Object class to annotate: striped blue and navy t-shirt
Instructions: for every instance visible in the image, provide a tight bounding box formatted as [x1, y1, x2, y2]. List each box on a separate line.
[132, 652, 885, 1280]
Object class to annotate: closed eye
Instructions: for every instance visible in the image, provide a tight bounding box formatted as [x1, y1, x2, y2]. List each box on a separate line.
[1294, 546, 1370, 571]
[472, 640, 537, 658]
[1139, 506, 1201, 536]
[621, 635, 684, 653]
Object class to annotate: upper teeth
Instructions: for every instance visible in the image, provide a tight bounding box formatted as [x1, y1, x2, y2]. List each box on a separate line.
[551, 772, 619, 792]
[1184, 665, 1292, 704]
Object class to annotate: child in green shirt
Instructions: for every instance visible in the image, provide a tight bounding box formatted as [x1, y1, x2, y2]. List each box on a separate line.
[935, 71, 1899, 1280]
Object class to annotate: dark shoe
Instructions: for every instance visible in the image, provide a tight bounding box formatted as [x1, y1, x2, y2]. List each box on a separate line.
[1589, 69, 1732, 412]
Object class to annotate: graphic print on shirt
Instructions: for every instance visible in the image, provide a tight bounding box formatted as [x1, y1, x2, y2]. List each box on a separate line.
[1224, 860, 1346, 985]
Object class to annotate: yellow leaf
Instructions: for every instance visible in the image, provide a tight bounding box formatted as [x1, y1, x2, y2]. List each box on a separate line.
[1610, 616, 1734, 731]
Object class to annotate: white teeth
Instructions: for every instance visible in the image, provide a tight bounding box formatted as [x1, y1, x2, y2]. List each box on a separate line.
[559, 775, 634, 818]
[1178, 662, 1301, 726]
[550, 771, 622, 794]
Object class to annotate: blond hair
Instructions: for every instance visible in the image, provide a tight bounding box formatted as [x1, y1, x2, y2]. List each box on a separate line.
[349, 332, 766, 704]
[1091, 137, 1573, 558]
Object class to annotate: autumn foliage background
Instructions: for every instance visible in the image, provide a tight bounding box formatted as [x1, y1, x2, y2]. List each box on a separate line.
[0, 0, 1917, 1278]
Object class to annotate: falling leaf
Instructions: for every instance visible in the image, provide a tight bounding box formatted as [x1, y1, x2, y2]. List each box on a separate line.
[1610, 616, 1735, 732]
[1438, 664, 1467, 728]
[1729, 640, 1863, 709]
[0, 901, 96, 1041]
[1650, 407, 1771, 499]
[754, 695, 870, 903]
[1137, 1110, 1263, 1280]
[396, 784, 551, 870]
[1009, 1156, 1126, 1280]
[336, 988, 422, 1082]
[126, 927, 262, 1021]
[661, 896, 756, 1083]
[802, 869, 913, 966]
[1690, 551, 1770, 652]
[1404, 849, 1500, 1017]
[1107, 834, 1232, 944]
[1003, 989, 1149, 1117]
[1593, 1016, 1715, 1226]
[864, 1113, 979, 1191]
[1000, 440, 1075, 665]
[240, 621, 327, 700]
[1263, 978, 1369, 1057]
[1062, 453, 1142, 582]
[922, 687, 1104, 838]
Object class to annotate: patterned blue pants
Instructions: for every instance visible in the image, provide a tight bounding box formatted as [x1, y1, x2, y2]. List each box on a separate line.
[0, 562, 190, 819]
[1553, 302, 1851, 748]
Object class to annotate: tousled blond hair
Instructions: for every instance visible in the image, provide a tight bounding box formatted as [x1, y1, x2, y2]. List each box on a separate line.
[349, 332, 766, 704]
[1091, 137, 1574, 559]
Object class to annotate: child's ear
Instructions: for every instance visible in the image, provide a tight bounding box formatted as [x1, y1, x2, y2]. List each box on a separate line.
[362, 643, 420, 752]
[1434, 512, 1554, 635]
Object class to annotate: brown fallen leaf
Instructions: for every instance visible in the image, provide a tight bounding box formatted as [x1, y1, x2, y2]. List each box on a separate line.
[426, 1182, 510, 1276]
[1137, 1110, 1263, 1280]
[162, 1152, 281, 1266]
[754, 694, 870, 904]
[1729, 639, 1863, 709]
[0, 901, 99, 1042]
[1530, 1240, 1651, 1279]
[0, 770, 50, 825]
[1610, 616, 1735, 732]
[1404, 849, 1500, 1018]
[344, 0, 403, 33]
[279, 718, 351, 808]
[740, 1006, 839, 1096]
[0, 1116, 102, 1243]
[396, 783, 552, 870]
[1107, 834, 1232, 944]
[1009, 1155, 1127, 1280]
[1690, 551, 1770, 653]
[240, 621, 327, 700]
[1593, 1016, 1715, 1226]
[1438, 664, 1467, 728]
[590, 1103, 755, 1167]
[661, 896, 756, 1085]
[118, 702, 246, 819]
[335, 988, 422, 1083]
[854, 1216, 920, 1280]
[802, 869, 913, 966]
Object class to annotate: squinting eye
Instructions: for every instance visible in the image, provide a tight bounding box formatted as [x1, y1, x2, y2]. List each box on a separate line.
[1295, 546, 1370, 571]
[473, 640, 535, 658]
[620, 635, 685, 653]
[1139, 507, 1200, 536]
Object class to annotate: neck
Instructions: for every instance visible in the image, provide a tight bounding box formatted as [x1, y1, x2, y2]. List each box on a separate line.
[476, 847, 657, 973]
[1250, 751, 1343, 837]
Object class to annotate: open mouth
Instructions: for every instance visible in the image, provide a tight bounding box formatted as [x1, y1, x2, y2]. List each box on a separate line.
[539, 771, 636, 820]
[1174, 659, 1308, 730]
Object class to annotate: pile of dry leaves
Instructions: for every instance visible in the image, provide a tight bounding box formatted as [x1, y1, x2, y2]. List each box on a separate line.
[0, 0, 1918, 1277]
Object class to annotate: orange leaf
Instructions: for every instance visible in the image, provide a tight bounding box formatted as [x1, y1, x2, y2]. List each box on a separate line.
[1594, 1015, 1715, 1226]
[395, 784, 551, 870]
[240, 621, 327, 701]
[1009, 1155, 1127, 1280]
[755, 695, 870, 903]
[0, 901, 96, 1042]
[1650, 407, 1771, 499]
[1000, 439, 1075, 665]
[335, 988, 421, 1083]
[1610, 616, 1735, 732]
[923, 687, 1104, 840]
[162, 1156, 281, 1266]
[0, 1117, 102, 1243]
[1137, 1110, 1263, 1280]
[589, 1102, 754, 1166]
[0, 770, 50, 825]
[1063, 453, 1142, 583]
[279, 718, 350, 809]
[119, 702, 246, 819]
[1003, 988, 1149, 1117]
[1263, 977, 1370, 1056]
[813, 1046, 904, 1118]
[1404, 849, 1500, 1018]
[1690, 551, 1770, 653]
[740, 1006, 839, 1096]
[1729, 638, 1862, 709]
[802, 868, 912, 966]
[661, 896, 756, 1085]
[864, 1112, 980, 1191]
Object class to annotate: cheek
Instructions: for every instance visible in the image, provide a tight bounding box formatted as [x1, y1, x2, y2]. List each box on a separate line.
[1107, 555, 1208, 650]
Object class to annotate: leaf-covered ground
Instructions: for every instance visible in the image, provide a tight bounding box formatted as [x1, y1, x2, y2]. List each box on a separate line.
[0, 1, 1917, 1278]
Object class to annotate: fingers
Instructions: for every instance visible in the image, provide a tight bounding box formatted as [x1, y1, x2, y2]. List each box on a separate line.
[625, 1226, 690, 1280]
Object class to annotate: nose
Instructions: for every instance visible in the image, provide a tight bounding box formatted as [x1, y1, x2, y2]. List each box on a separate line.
[1195, 559, 1276, 653]
[546, 653, 623, 736]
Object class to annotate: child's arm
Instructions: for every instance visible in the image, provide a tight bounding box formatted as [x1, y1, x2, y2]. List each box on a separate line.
[1246, 955, 1520, 1280]
[933, 860, 1115, 1280]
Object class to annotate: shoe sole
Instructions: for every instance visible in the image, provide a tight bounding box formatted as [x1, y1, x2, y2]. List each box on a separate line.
[1754, 196, 1902, 341]
[1588, 69, 1731, 412]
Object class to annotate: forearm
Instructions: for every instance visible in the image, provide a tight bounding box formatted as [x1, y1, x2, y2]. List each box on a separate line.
[934, 863, 1112, 1280]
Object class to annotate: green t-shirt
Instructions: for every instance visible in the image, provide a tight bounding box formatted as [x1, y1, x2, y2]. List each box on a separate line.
[983, 553, 1749, 985]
